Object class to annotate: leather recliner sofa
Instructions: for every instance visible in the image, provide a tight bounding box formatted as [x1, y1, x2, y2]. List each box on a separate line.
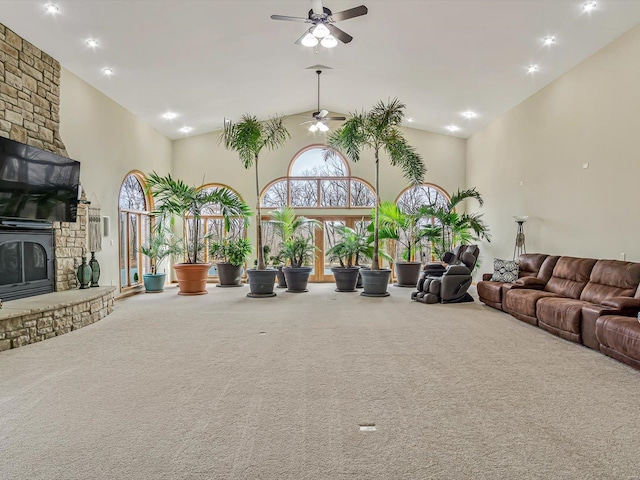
[478, 255, 640, 370]
[477, 253, 559, 310]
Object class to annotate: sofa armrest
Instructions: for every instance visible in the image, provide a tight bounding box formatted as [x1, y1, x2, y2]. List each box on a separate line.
[514, 277, 547, 289]
[600, 297, 640, 314]
[482, 273, 492, 282]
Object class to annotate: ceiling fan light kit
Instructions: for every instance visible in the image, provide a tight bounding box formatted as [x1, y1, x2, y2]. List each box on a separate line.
[303, 70, 347, 133]
[271, 1, 368, 48]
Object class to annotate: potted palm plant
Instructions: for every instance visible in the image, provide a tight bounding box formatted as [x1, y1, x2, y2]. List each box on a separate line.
[139, 221, 182, 293]
[325, 98, 426, 297]
[326, 225, 368, 292]
[268, 207, 321, 293]
[377, 201, 439, 287]
[221, 115, 290, 298]
[209, 237, 252, 287]
[146, 172, 251, 295]
[421, 187, 491, 258]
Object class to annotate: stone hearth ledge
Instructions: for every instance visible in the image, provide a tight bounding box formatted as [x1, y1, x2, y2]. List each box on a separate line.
[0, 287, 115, 351]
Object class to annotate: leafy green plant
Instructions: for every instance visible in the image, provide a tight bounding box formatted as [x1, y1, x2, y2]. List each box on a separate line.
[209, 238, 252, 267]
[421, 187, 491, 257]
[280, 236, 318, 268]
[267, 207, 321, 267]
[325, 98, 425, 270]
[220, 115, 290, 270]
[326, 225, 370, 268]
[146, 173, 251, 264]
[139, 221, 183, 274]
[376, 201, 440, 262]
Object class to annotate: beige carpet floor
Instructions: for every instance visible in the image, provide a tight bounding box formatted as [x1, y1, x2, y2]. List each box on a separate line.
[1, 283, 640, 479]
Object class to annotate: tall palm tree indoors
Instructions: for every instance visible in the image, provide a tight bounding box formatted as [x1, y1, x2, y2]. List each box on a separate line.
[325, 98, 426, 296]
[221, 115, 290, 297]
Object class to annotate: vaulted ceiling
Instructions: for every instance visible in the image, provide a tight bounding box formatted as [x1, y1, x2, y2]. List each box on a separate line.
[2, 0, 640, 139]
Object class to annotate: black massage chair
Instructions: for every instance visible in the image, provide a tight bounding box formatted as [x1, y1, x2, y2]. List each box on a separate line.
[411, 245, 479, 304]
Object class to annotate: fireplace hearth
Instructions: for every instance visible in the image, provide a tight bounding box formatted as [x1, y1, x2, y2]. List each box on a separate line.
[0, 222, 55, 301]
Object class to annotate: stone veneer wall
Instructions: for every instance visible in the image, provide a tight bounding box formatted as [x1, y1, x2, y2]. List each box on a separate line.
[0, 22, 86, 291]
[0, 287, 115, 351]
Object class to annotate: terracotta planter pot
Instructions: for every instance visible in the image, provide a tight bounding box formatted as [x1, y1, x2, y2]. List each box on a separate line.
[360, 268, 392, 297]
[216, 262, 243, 287]
[173, 263, 211, 296]
[331, 266, 361, 292]
[394, 261, 422, 287]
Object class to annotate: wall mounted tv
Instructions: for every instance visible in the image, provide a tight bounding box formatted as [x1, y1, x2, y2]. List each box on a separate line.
[0, 136, 81, 223]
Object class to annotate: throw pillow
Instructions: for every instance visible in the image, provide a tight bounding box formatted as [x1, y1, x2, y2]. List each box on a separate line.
[491, 259, 519, 283]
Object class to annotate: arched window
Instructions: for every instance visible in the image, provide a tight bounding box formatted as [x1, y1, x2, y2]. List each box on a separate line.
[260, 146, 376, 209]
[395, 184, 451, 262]
[118, 172, 153, 290]
[186, 184, 246, 275]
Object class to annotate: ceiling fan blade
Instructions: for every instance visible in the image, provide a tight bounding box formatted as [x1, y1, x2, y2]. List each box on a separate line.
[300, 120, 315, 125]
[325, 116, 347, 121]
[271, 14, 311, 23]
[330, 5, 368, 22]
[310, 0, 324, 15]
[318, 109, 329, 119]
[327, 24, 353, 44]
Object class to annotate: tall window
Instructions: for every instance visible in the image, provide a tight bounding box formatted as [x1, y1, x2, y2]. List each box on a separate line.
[185, 184, 246, 275]
[261, 146, 376, 209]
[118, 172, 153, 290]
[396, 184, 450, 262]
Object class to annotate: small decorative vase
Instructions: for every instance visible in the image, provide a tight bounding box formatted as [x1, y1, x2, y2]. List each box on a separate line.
[77, 256, 92, 290]
[89, 252, 100, 287]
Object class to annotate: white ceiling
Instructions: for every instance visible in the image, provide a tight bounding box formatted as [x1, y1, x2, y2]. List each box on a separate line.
[1, 0, 640, 140]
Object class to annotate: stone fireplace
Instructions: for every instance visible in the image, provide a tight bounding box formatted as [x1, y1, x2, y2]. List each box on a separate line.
[0, 23, 114, 352]
[0, 21, 89, 298]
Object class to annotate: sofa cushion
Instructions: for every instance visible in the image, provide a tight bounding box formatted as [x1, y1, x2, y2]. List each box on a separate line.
[580, 260, 640, 305]
[596, 315, 640, 363]
[491, 259, 519, 283]
[538, 255, 560, 282]
[518, 254, 549, 278]
[545, 257, 598, 299]
[537, 297, 592, 337]
[504, 289, 559, 318]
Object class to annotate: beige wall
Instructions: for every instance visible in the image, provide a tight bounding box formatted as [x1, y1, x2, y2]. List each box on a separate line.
[59, 68, 173, 288]
[467, 23, 640, 270]
[171, 114, 467, 262]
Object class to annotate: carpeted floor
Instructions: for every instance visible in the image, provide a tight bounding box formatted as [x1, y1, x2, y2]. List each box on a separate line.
[1, 284, 640, 480]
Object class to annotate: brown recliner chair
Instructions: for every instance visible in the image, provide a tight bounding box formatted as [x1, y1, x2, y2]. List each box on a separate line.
[412, 245, 479, 304]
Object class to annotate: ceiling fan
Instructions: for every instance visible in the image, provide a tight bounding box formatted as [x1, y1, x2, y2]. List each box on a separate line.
[301, 70, 346, 132]
[271, 0, 368, 48]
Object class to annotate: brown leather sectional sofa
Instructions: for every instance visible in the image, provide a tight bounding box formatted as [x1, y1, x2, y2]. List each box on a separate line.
[478, 254, 640, 370]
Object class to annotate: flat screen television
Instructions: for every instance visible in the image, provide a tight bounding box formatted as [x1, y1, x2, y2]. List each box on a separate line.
[0, 136, 80, 223]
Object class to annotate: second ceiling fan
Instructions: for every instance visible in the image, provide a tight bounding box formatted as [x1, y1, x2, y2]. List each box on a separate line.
[301, 70, 346, 132]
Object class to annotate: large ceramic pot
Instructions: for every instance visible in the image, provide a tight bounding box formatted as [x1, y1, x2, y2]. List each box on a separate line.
[276, 265, 287, 288]
[360, 268, 392, 297]
[143, 273, 166, 293]
[331, 266, 361, 292]
[283, 266, 313, 293]
[216, 262, 243, 288]
[246, 269, 278, 298]
[173, 263, 211, 296]
[394, 261, 422, 288]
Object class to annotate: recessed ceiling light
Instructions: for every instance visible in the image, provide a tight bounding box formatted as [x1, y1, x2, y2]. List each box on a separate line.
[179, 127, 193, 134]
[102, 67, 114, 76]
[44, 4, 59, 14]
[162, 112, 178, 120]
[406, 118, 414, 123]
[462, 111, 476, 119]
[446, 125, 460, 133]
[86, 39, 99, 48]
[543, 36, 556, 46]
[582, 1, 597, 12]
[527, 64, 539, 74]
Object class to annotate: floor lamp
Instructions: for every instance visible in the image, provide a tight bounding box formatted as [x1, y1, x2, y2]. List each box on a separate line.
[513, 216, 528, 260]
